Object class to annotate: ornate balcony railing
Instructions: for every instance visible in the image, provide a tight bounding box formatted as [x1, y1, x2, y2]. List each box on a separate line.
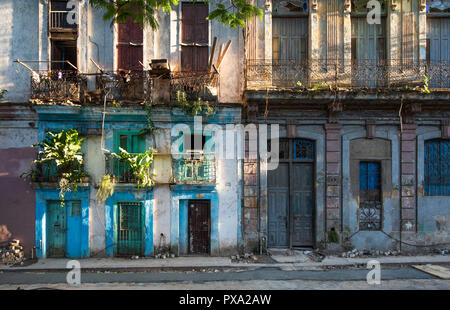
[91, 70, 150, 103]
[105, 153, 151, 184]
[49, 11, 77, 30]
[30, 70, 85, 102]
[173, 154, 216, 184]
[170, 71, 219, 101]
[246, 59, 450, 90]
[29, 160, 86, 183]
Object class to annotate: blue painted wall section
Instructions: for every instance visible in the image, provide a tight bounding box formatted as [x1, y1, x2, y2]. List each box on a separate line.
[35, 186, 90, 258]
[170, 185, 219, 256]
[105, 186, 154, 257]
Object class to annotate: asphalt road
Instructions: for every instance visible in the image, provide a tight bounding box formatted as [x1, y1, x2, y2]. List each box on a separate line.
[0, 266, 447, 286]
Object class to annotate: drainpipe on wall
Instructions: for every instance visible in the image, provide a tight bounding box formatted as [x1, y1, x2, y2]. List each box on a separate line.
[257, 124, 262, 255]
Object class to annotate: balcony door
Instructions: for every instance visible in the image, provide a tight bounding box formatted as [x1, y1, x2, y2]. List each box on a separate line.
[351, 16, 386, 88]
[117, 16, 143, 71]
[181, 2, 209, 72]
[272, 16, 308, 87]
[427, 16, 450, 88]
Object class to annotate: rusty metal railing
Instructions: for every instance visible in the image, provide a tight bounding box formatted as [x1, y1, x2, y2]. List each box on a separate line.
[170, 71, 219, 101]
[246, 59, 450, 90]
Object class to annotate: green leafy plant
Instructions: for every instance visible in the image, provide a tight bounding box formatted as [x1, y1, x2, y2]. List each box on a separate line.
[423, 75, 430, 94]
[176, 91, 215, 118]
[111, 147, 155, 189]
[312, 82, 331, 91]
[0, 89, 7, 100]
[32, 129, 87, 206]
[139, 104, 155, 136]
[96, 174, 117, 202]
[88, 0, 262, 30]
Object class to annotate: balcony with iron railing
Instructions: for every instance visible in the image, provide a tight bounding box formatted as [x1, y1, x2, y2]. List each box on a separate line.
[105, 153, 151, 184]
[28, 69, 219, 104]
[246, 59, 450, 91]
[29, 160, 88, 184]
[49, 10, 77, 31]
[172, 154, 216, 184]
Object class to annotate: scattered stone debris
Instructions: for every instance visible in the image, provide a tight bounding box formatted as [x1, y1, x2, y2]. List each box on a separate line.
[0, 240, 25, 265]
[434, 248, 449, 256]
[230, 253, 257, 263]
[154, 252, 175, 259]
[341, 248, 401, 258]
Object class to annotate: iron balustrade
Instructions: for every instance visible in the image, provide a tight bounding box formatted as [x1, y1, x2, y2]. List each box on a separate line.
[173, 154, 216, 184]
[170, 71, 219, 101]
[246, 59, 450, 90]
[30, 70, 85, 102]
[49, 11, 77, 30]
[105, 153, 151, 184]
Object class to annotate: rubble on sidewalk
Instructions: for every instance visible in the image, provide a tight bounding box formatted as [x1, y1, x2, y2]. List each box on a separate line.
[341, 248, 402, 258]
[0, 240, 25, 265]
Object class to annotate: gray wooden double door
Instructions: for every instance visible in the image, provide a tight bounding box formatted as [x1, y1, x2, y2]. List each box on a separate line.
[267, 139, 315, 248]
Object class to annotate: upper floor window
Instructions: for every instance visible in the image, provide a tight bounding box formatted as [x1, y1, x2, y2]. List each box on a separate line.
[181, 2, 209, 72]
[424, 139, 450, 196]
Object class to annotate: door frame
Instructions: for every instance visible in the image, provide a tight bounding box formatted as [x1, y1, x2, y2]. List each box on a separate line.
[187, 199, 211, 255]
[268, 138, 316, 249]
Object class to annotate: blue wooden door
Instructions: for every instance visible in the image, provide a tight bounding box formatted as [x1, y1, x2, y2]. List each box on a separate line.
[47, 201, 67, 257]
[116, 202, 144, 256]
[66, 201, 82, 257]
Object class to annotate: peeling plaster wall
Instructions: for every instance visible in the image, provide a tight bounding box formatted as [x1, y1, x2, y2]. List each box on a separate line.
[0, 0, 40, 103]
[85, 136, 106, 255]
[0, 105, 37, 255]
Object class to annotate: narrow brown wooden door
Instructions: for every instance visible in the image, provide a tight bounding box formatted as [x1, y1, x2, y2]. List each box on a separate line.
[118, 17, 143, 70]
[181, 3, 209, 72]
[188, 199, 210, 254]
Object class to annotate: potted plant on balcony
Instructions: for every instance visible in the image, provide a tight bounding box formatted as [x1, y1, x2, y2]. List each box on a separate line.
[31, 129, 87, 206]
[111, 147, 155, 189]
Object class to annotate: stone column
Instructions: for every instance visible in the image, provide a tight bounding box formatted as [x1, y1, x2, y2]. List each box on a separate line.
[400, 124, 418, 232]
[324, 123, 342, 238]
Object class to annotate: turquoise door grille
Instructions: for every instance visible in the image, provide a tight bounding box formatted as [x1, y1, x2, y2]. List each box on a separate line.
[116, 202, 144, 256]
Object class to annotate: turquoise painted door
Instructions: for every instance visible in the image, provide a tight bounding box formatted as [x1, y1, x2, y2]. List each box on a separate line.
[66, 201, 82, 257]
[47, 201, 67, 257]
[116, 202, 145, 256]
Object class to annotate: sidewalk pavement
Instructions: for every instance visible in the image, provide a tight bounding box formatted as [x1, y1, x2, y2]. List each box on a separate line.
[1, 255, 449, 273]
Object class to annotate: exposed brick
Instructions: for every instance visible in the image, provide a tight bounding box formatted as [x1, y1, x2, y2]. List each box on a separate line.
[402, 208, 416, 220]
[326, 151, 339, 163]
[401, 186, 415, 197]
[327, 185, 339, 197]
[402, 162, 415, 175]
[327, 197, 339, 208]
[327, 163, 339, 174]
[401, 151, 415, 163]
[244, 163, 257, 174]
[402, 197, 415, 209]
[401, 140, 416, 152]
[244, 174, 257, 185]
[326, 219, 339, 231]
[402, 175, 415, 186]
[244, 208, 257, 220]
[401, 220, 416, 231]
[244, 185, 257, 197]
[326, 132, 340, 140]
[402, 124, 418, 131]
[327, 208, 340, 220]
[244, 197, 257, 208]
[401, 132, 416, 141]
[326, 140, 340, 152]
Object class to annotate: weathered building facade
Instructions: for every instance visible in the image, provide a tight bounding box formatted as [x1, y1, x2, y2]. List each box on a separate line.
[243, 0, 450, 253]
[0, 0, 448, 258]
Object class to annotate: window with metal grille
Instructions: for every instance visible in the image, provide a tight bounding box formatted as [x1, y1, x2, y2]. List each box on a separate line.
[359, 161, 382, 231]
[425, 139, 450, 196]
